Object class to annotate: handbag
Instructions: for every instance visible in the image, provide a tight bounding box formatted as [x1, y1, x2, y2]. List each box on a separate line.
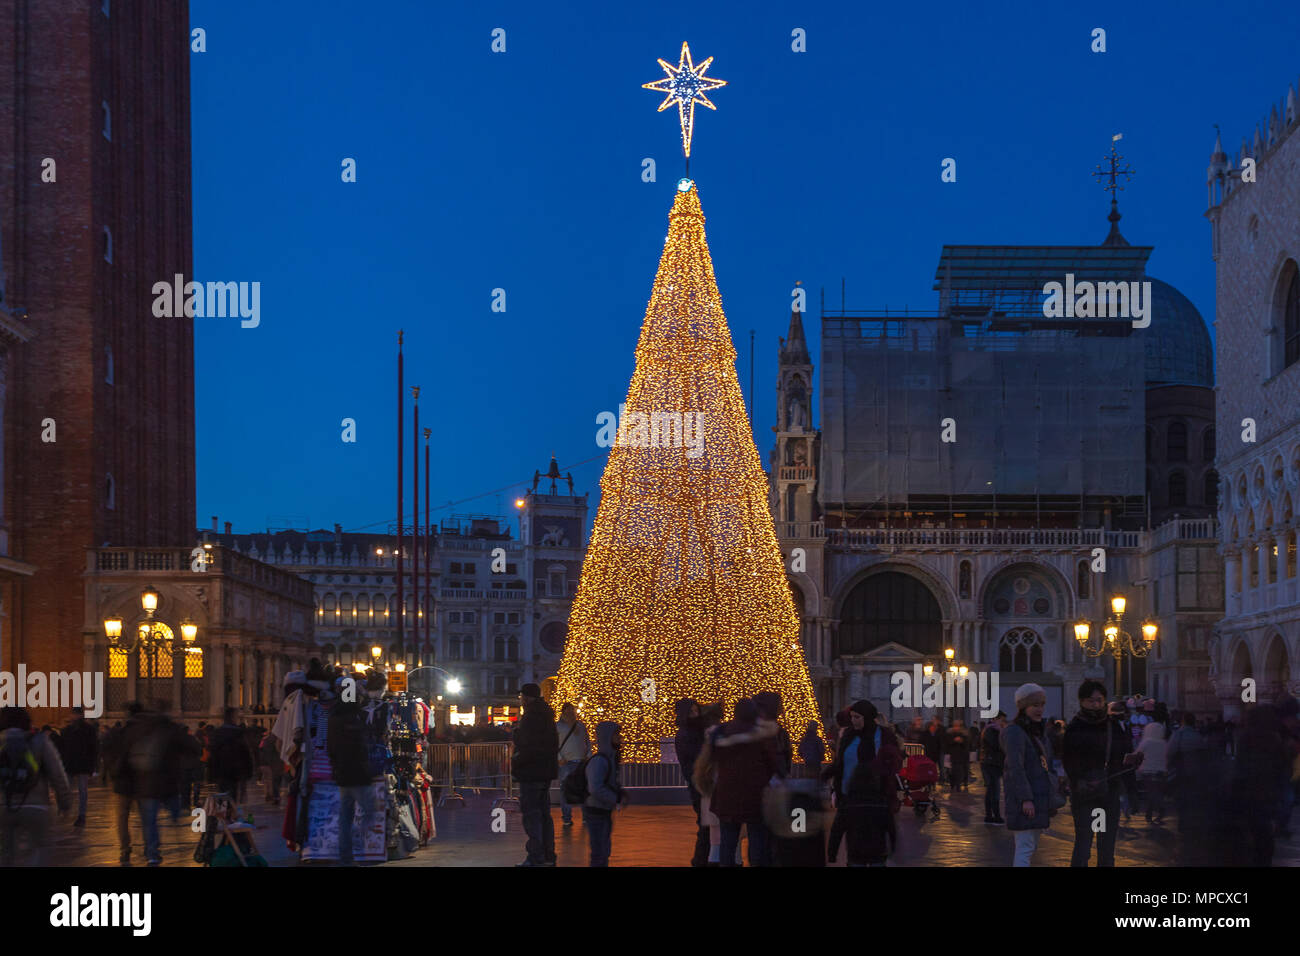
[1028, 733, 1067, 813]
[1071, 723, 1113, 804]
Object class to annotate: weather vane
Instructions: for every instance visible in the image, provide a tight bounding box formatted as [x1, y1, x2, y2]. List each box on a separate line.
[642, 41, 727, 175]
[1093, 134, 1135, 198]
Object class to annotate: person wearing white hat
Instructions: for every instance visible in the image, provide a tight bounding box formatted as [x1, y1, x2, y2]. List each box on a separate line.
[1001, 683, 1058, 866]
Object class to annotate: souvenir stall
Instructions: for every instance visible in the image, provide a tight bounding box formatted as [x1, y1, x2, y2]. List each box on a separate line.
[386, 692, 436, 851]
[277, 666, 437, 863]
[295, 672, 389, 864]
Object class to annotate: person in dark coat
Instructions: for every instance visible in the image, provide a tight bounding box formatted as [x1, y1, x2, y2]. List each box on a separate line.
[753, 692, 792, 779]
[946, 719, 972, 792]
[328, 686, 378, 866]
[510, 683, 558, 867]
[920, 718, 946, 772]
[824, 700, 902, 866]
[58, 707, 99, 827]
[112, 702, 188, 866]
[979, 712, 1007, 824]
[797, 720, 826, 778]
[1062, 680, 1141, 867]
[673, 698, 709, 866]
[1002, 684, 1056, 866]
[208, 708, 256, 800]
[710, 698, 779, 867]
[1229, 705, 1289, 866]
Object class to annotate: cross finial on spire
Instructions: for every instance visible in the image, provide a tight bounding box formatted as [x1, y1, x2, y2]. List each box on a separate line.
[1094, 136, 1136, 247]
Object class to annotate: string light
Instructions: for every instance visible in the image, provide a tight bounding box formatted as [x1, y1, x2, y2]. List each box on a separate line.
[641, 42, 727, 158]
[556, 181, 822, 762]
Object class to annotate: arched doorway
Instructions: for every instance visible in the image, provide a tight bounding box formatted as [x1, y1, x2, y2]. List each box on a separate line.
[836, 571, 943, 658]
[1262, 634, 1291, 702]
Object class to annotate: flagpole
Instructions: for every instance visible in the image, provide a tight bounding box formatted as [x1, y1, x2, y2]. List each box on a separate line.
[424, 428, 432, 657]
[412, 386, 421, 670]
[397, 332, 405, 663]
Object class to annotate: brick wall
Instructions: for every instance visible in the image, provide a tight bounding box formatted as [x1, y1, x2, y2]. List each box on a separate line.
[1, 1, 194, 712]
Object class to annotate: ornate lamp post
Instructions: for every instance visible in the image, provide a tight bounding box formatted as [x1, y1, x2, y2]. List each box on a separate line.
[103, 586, 198, 702]
[1075, 595, 1157, 696]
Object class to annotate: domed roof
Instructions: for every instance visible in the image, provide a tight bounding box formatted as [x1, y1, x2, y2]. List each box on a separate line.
[1133, 277, 1213, 387]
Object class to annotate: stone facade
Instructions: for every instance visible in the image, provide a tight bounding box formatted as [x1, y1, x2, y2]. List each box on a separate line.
[1206, 77, 1300, 716]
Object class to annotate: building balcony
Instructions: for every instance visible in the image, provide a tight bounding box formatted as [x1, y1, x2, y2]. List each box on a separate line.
[776, 521, 825, 540]
[1150, 517, 1219, 546]
[779, 466, 815, 483]
[440, 588, 484, 600]
[825, 527, 1143, 551]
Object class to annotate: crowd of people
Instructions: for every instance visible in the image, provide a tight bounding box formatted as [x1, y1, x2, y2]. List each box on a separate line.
[2, 681, 1297, 867]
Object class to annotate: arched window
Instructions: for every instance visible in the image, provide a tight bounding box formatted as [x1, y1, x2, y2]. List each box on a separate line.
[1202, 426, 1216, 463]
[1284, 265, 1299, 370]
[493, 635, 506, 662]
[1076, 560, 1091, 600]
[1167, 422, 1188, 462]
[102, 226, 112, 263]
[507, 636, 519, 662]
[999, 628, 1043, 673]
[958, 561, 972, 600]
[105, 473, 115, 510]
[1204, 470, 1219, 512]
[105, 346, 114, 384]
[101, 101, 111, 140]
[836, 572, 942, 657]
[1168, 471, 1187, 508]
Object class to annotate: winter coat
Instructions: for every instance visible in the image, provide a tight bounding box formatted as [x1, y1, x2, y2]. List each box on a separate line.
[0, 729, 72, 812]
[920, 728, 944, 763]
[1135, 722, 1168, 775]
[208, 723, 256, 784]
[584, 721, 625, 812]
[58, 718, 99, 775]
[709, 720, 779, 823]
[1062, 712, 1133, 800]
[797, 729, 826, 769]
[979, 724, 1005, 769]
[673, 701, 705, 788]
[826, 725, 902, 810]
[511, 698, 558, 783]
[946, 727, 971, 765]
[327, 700, 375, 787]
[1002, 718, 1055, 830]
[111, 714, 188, 799]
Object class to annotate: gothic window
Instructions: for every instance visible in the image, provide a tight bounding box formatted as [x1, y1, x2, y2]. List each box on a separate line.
[1166, 422, 1187, 462]
[958, 561, 972, 600]
[998, 628, 1043, 673]
[1168, 470, 1187, 508]
[1076, 560, 1091, 600]
[1204, 470, 1219, 512]
[1202, 426, 1216, 463]
[836, 571, 942, 657]
[1284, 266, 1299, 370]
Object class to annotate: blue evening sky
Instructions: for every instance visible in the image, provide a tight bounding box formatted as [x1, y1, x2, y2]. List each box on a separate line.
[190, 0, 1300, 536]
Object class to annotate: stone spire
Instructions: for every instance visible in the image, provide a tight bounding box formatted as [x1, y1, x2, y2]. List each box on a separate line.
[781, 300, 811, 366]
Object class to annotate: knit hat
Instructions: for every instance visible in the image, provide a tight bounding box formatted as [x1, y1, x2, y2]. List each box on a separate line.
[1014, 683, 1046, 708]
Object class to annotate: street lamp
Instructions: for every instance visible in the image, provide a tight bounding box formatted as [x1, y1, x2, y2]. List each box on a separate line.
[103, 590, 199, 696]
[1075, 593, 1157, 696]
[140, 586, 159, 616]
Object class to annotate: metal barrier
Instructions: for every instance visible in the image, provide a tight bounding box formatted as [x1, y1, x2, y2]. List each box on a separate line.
[427, 743, 517, 810]
[617, 762, 689, 789]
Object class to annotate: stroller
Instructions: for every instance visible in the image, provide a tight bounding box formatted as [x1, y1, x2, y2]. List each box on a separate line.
[898, 743, 941, 818]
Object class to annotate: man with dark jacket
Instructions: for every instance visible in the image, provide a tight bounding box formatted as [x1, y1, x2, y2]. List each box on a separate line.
[1063, 681, 1143, 867]
[979, 712, 1007, 824]
[328, 689, 377, 866]
[209, 708, 256, 800]
[511, 683, 558, 866]
[673, 698, 710, 866]
[112, 702, 187, 866]
[59, 707, 99, 827]
[711, 698, 779, 867]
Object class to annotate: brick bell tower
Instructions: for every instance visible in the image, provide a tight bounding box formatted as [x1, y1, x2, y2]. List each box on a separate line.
[0, 2, 195, 700]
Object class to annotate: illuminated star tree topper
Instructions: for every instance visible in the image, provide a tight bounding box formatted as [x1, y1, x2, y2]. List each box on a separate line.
[642, 41, 727, 164]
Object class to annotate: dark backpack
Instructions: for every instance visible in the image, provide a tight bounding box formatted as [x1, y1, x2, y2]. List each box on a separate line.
[0, 731, 40, 810]
[562, 755, 597, 805]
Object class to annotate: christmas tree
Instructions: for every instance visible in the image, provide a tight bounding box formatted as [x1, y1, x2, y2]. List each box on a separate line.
[556, 177, 822, 761]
